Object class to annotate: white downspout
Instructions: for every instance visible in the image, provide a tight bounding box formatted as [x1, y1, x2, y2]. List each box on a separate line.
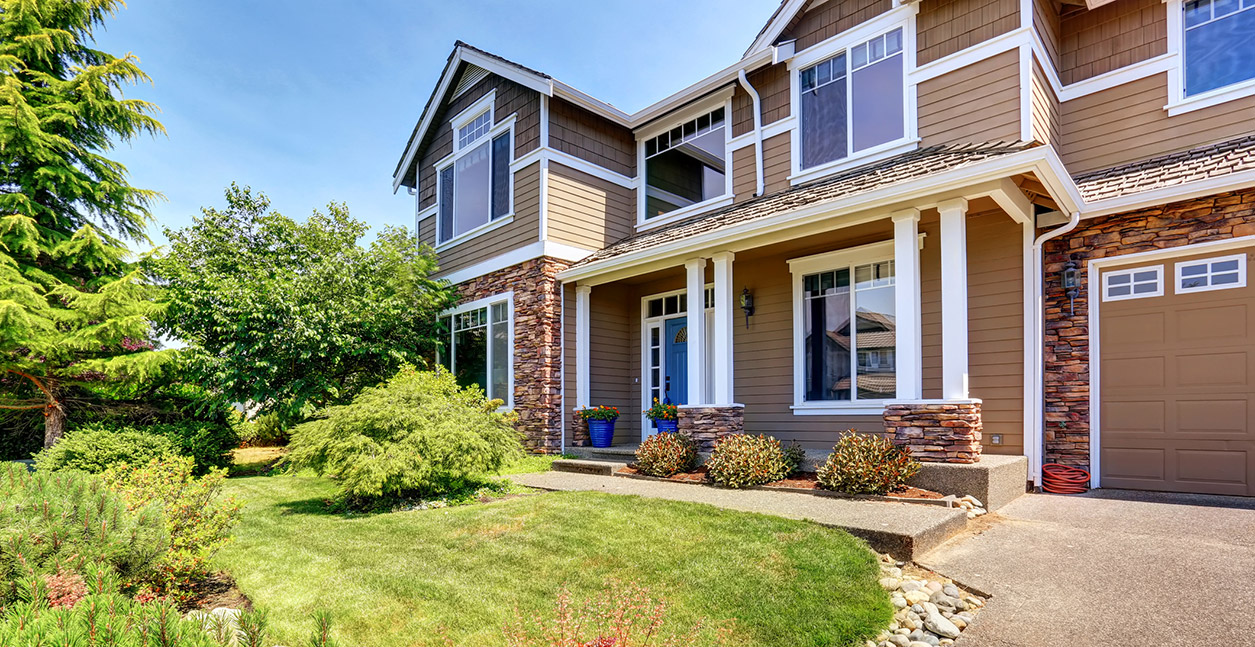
[1030, 211, 1080, 488]
[559, 280, 566, 456]
[737, 69, 765, 197]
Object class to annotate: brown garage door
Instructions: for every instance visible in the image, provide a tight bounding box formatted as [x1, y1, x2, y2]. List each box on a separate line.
[1099, 247, 1255, 496]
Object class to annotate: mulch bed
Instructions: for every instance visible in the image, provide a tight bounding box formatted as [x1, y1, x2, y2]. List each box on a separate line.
[180, 572, 252, 613]
[616, 466, 944, 500]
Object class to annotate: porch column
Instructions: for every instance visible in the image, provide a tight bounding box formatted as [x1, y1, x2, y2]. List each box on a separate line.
[892, 209, 922, 400]
[575, 284, 591, 408]
[684, 258, 708, 405]
[938, 198, 970, 399]
[711, 251, 735, 406]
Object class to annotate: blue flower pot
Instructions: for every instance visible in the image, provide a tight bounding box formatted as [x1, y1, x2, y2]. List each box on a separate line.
[655, 419, 679, 434]
[588, 419, 616, 448]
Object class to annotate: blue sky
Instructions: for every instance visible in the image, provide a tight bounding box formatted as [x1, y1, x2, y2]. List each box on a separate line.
[92, 0, 781, 249]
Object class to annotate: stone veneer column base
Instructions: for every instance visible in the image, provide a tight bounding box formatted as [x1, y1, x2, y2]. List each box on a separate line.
[569, 411, 591, 447]
[883, 400, 983, 464]
[678, 406, 744, 452]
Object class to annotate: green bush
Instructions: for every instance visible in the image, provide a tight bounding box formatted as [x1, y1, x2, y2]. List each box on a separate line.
[634, 432, 699, 477]
[783, 442, 807, 476]
[705, 434, 790, 489]
[32, 425, 178, 474]
[285, 366, 523, 502]
[146, 421, 239, 474]
[0, 464, 166, 605]
[234, 411, 288, 447]
[816, 432, 921, 495]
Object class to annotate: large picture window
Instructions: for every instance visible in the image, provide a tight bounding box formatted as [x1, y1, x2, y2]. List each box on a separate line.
[1184, 0, 1255, 96]
[799, 28, 904, 169]
[437, 297, 512, 405]
[437, 107, 512, 244]
[643, 108, 728, 219]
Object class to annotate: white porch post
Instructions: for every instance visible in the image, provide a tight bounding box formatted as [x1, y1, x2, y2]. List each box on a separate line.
[939, 198, 970, 399]
[575, 284, 591, 408]
[711, 251, 735, 406]
[892, 209, 922, 400]
[685, 258, 708, 405]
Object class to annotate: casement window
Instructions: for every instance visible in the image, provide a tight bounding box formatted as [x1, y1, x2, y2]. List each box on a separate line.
[643, 107, 728, 219]
[1183, 0, 1255, 97]
[799, 28, 905, 170]
[1175, 254, 1247, 293]
[1102, 266, 1164, 301]
[437, 295, 513, 406]
[436, 97, 513, 245]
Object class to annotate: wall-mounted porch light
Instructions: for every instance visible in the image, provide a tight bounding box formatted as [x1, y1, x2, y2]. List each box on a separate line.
[1062, 260, 1080, 315]
[739, 287, 755, 329]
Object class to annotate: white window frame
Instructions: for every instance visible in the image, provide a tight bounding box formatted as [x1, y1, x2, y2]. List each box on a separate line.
[789, 239, 899, 416]
[639, 285, 714, 439]
[1101, 265, 1164, 302]
[438, 292, 515, 410]
[1165, 0, 1255, 116]
[634, 89, 736, 232]
[1174, 253, 1247, 294]
[786, 5, 919, 186]
[434, 90, 517, 249]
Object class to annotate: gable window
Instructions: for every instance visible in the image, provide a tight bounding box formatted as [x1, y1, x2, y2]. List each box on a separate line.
[1175, 254, 1246, 293]
[437, 295, 512, 406]
[1183, 0, 1255, 96]
[799, 28, 904, 170]
[643, 107, 728, 219]
[437, 104, 512, 244]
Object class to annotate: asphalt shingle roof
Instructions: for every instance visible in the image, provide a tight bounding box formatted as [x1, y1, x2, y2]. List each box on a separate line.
[570, 140, 1036, 268]
[1074, 133, 1255, 202]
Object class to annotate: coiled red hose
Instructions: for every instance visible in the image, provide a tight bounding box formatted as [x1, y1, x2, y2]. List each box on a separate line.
[1042, 463, 1091, 494]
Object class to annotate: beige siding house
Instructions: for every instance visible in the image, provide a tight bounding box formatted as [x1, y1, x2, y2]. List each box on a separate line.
[394, 0, 1255, 497]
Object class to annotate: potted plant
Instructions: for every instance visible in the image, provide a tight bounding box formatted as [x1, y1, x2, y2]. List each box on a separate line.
[579, 406, 620, 448]
[644, 398, 679, 434]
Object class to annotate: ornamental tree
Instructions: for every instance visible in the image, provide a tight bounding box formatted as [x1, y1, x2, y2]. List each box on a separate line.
[150, 185, 456, 422]
[0, 0, 173, 446]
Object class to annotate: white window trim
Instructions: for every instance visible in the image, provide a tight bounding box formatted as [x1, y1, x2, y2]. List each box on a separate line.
[1101, 265, 1164, 302]
[635, 91, 735, 230]
[434, 115, 516, 249]
[439, 292, 515, 410]
[450, 90, 497, 149]
[1164, 0, 1255, 116]
[786, 5, 918, 187]
[788, 238, 900, 416]
[1174, 253, 1248, 294]
[639, 285, 714, 439]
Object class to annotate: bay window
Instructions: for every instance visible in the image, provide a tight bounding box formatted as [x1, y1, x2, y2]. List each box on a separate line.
[643, 107, 728, 219]
[437, 106, 512, 244]
[1183, 0, 1255, 96]
[437, 296, 512, 405]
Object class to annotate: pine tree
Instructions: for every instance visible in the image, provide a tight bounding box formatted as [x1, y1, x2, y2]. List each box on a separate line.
[0, 0, 172, 446]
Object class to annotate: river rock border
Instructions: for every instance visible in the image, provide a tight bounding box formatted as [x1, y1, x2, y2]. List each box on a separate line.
[870, 553, 987, 647]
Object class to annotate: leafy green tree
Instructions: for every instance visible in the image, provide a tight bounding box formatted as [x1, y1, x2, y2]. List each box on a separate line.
[0, 0, 172, 446]
[152, 185, 456, 421]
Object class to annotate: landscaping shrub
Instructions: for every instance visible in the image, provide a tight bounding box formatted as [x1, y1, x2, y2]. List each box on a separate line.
[634, 432, 699, 477]
[285, 366, 523, 502]
[0, 464, 166, 605]
[782, 442, 806, 476]
[816, 432, 922, 495]
[145, 421, 239, 474]
[103, 457, 241, 604]
[705, 434, 790, 489]
[234, 412, 288, 447]
[33, 424, 178, 473]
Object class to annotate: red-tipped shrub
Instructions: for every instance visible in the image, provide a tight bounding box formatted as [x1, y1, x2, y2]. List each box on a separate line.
[705, 434, 790, 489]
[634, 432, 699, 477]
[816, 432, 921, 495]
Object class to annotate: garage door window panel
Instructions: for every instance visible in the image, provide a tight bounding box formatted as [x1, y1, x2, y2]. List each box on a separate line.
[1103, 266, 1164, 301]
[1175, 254, 1247, 293]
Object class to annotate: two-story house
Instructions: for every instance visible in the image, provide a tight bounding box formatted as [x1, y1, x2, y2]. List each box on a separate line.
[393, 0, 1255, 497]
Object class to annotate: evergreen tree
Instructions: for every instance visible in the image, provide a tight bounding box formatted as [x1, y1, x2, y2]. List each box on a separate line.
[0, 0, 172, 446]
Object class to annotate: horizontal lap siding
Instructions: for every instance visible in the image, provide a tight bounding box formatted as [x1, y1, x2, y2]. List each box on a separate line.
[917, 0, 1019, 66]
[549, 97, 636, 177]
[434, 162, 540, 277]
[418, 215, 436, 248]
[1059, 0, 1164, 85]
[547, 163, 634, 249]
[733, 145, 757, 203]
[589, 284, 638, 443]
[918, 49, 1021, 145]
[764, 132, 792, 195]
[1060, 72, 1255, 173]
[1031, 59, 1060, 146]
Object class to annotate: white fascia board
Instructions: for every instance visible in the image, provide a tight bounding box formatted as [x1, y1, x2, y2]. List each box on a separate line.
[628, 50, 773, 129]
[393, 50, 466, 193]
[459, 48, 555, 96]
[1079, 168, 1255, 220]
[551, 81, 632, 126]
[745, 0, 809, 58]
[558, 147, 1066, 284]
[435, 240, 595, 286]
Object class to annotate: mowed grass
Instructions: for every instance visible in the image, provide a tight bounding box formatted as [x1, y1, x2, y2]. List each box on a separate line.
[217, 473, 891, 647]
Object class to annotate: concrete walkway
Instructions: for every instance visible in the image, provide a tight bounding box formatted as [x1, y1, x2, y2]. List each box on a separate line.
[921, 490, 1255, 646]
[513, 470, 967, 559]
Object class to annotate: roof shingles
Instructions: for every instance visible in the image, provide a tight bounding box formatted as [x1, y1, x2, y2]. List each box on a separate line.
[1074, 133, 1255, 202]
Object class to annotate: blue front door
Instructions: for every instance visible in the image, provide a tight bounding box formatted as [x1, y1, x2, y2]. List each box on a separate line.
[664, 317, 688, 405]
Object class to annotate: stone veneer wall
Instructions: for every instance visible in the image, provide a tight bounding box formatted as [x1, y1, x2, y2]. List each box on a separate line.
[1042, 188, 1255, 468]
[457, 256, 569, 453]
[679, 406, 745, 451]
[883, 401, 983, 463]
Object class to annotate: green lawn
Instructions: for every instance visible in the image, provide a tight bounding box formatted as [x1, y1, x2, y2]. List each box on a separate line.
[217, 469, 890, 647]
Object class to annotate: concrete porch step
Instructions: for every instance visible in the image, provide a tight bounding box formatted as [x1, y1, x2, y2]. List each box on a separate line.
[551, 459, 627, 476]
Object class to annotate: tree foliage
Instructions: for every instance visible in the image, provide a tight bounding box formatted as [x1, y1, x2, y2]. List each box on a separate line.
[151, 185, 456, 420]
[0, 0, 173, 445]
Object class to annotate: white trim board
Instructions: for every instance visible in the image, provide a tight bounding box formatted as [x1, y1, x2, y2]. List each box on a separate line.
[435, 240, 596, 286]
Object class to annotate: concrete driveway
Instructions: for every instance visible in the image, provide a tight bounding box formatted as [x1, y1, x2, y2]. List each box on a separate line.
[921, 490, 1255, 647]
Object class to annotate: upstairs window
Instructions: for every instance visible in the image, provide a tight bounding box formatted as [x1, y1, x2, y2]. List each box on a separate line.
[643, 108, 728, 219]
[799, 28, 905, 169]
[438, 108, 512, 244]
[1183, 0, 1255, 96]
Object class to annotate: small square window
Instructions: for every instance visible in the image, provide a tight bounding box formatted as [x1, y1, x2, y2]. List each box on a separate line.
[1175, 253, 1247, 294]
[1103, 265, 1163, 301]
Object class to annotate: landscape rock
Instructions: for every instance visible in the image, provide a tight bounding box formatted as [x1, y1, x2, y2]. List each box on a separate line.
[880, 577, 902, 590]
[904, 590, 931, 605]
[924, 612, 961, 640]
